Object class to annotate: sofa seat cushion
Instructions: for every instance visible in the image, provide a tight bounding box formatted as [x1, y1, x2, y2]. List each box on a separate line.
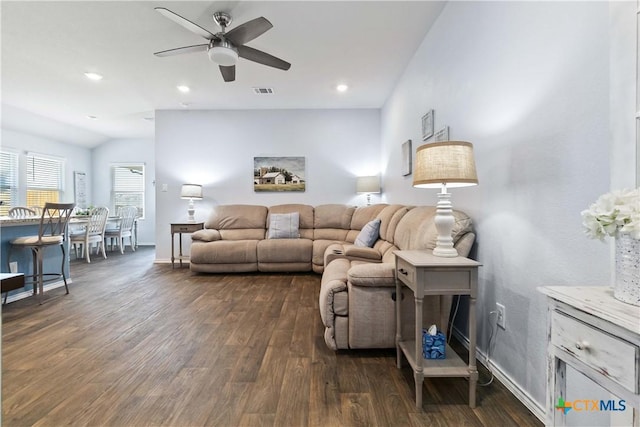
[347, 262, 396, 287]
[257, 238, 312, 263]
[190, 240, 258, 264]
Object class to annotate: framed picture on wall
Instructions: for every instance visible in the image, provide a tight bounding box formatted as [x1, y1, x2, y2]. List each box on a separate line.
[402, 140, 412, 176]
[253, 156, 306, 192]
[421, 109, 434, 141]
[435, 126, 449, 142]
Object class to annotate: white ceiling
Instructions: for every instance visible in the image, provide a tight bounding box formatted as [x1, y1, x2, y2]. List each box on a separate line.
[1, 1, 444, 147]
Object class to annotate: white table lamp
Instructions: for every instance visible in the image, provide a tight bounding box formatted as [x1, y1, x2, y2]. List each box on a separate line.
[356, 175, 381, 206]
[413, 141, 478, 257]
[180, 184, 203, 222]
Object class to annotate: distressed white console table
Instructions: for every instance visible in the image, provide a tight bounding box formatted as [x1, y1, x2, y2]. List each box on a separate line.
[540, 286, 640, 426]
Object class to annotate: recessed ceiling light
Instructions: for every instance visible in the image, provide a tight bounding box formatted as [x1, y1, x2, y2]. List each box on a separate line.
[86, 115, 97, 120]
[336, 84, 349, 92]
[177, 85, 190, 93]
[84, 72, 103, 81]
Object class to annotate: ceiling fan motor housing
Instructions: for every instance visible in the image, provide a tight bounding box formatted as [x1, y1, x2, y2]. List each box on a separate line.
[208, 39, 238, 66]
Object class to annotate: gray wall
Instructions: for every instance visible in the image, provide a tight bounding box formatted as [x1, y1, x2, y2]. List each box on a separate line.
[1, 128, 92, 206]
[154, 109, 381, 262]
[381, 1, 617, 418]
[91, 138, 156, 245]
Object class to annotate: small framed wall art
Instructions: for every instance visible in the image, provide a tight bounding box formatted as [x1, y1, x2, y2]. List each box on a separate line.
[402, 140, 412, 176]
[434, 126, 449, 142]
[421, 109, 434, 141]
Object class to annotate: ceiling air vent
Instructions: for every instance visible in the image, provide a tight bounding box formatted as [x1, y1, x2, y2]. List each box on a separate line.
[253, 87, 274, 95]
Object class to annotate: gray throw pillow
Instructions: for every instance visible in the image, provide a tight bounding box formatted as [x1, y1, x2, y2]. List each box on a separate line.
[354, 218, 381, 247]
[268, 212, 300, 239]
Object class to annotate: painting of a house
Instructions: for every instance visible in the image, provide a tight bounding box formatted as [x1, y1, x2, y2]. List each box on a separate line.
[253, 157, 305, 192]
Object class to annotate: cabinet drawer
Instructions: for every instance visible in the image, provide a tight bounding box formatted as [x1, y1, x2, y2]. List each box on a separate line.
[551, 311, 639, 393]
[396, 258, 416, 286]
[173, 224, 202, 233]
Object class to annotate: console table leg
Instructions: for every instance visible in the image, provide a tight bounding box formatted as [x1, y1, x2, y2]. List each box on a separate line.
[469, 293, 478, 408]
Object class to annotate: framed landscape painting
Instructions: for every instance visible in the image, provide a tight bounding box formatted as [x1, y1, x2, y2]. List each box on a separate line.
[254, 156, 306, 192]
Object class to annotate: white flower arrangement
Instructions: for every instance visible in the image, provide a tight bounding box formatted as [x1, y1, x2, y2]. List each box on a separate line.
[581, 188, 640, 241]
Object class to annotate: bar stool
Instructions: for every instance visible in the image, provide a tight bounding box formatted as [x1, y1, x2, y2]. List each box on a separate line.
[8, 202, 75, 303]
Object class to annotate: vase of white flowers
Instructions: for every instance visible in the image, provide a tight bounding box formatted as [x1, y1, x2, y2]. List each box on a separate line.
[581, 188, 640, 306]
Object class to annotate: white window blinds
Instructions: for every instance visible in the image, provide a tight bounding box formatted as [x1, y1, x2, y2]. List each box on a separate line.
[26, 153, 64, 207]
[0, 151, 19, 215]
[111, 164, 144, 219]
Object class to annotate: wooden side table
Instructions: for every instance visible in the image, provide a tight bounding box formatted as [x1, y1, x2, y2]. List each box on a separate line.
[394, 250, 481, 409]
[539, 286, 639, 426]
[171, 222, 204, 268]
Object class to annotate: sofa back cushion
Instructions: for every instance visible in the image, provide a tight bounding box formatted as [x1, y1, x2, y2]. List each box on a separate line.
[205, 204, 268, 240]
[267, 204, 314, 239]
[394, 206, 473, 251]
[205, 204, 267, 229]
[376, 204, 411, 244]
[313, 204, 355, 241]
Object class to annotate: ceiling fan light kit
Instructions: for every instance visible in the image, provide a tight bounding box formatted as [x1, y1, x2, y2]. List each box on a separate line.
[154, 7, 291, 82]
[209, 43, 238, 66]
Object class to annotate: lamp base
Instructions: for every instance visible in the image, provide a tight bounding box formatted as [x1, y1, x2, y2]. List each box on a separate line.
[433, 190, 459, 258]
[187, 200, 196, 223]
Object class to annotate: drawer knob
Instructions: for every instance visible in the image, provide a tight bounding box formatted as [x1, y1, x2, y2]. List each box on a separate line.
[398, 268, 408, 276]
[575, 341, 589, 351]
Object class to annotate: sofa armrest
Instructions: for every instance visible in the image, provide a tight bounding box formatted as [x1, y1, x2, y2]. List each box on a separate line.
[191, 229, 221, 242]
[324, 243, 383, 268]
[347, 262, 396, 287]
[343, 245, 382, 261]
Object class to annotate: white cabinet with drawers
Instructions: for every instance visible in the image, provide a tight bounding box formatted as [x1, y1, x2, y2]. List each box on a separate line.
[540, 286, 640, 426]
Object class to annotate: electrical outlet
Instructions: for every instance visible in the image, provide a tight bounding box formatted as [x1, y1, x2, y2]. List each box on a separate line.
[9, 262, 18, 273]
[496, 302, 506, 329]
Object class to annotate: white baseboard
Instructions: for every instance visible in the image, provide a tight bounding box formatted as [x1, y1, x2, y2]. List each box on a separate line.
[3, 279, 72, 304]
[452, 327, 545, 422]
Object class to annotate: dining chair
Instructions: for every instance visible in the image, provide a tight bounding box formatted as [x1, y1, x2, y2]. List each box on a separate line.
[70, 206, 109, 263]
[7, 202, 75, 303]
[8, 207, 37, 218]
[105, 206, 137, 254]
[29, 206, 43, 217]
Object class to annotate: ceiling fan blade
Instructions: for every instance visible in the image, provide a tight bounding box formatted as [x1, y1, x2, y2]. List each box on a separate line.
[155, 7, 215, 40]
[154, 44, 208, 57]
[237, 45, 291, 71]
[219, 65, 236, 82]
[225, 17, 273, 45]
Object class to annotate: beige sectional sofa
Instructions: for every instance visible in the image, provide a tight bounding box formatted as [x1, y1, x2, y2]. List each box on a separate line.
[190, 203, 475, 350]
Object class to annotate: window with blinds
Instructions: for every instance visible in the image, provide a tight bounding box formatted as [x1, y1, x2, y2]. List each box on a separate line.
[0, 151, 19, 216]
[111, 164, 144, 219]
[26, 153, 63, 208]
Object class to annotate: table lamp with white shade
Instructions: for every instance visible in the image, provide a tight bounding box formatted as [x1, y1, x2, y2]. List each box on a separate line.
[413, 141, 478, 257]
[356, 175, 381, 206]
[180, 184, 203, 222]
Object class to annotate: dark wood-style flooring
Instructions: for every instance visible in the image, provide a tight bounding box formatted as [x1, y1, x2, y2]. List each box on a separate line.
[2, 247, 542, 426]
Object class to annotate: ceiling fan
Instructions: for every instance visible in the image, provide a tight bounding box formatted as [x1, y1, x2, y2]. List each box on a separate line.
[153, 7, 291, 82]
